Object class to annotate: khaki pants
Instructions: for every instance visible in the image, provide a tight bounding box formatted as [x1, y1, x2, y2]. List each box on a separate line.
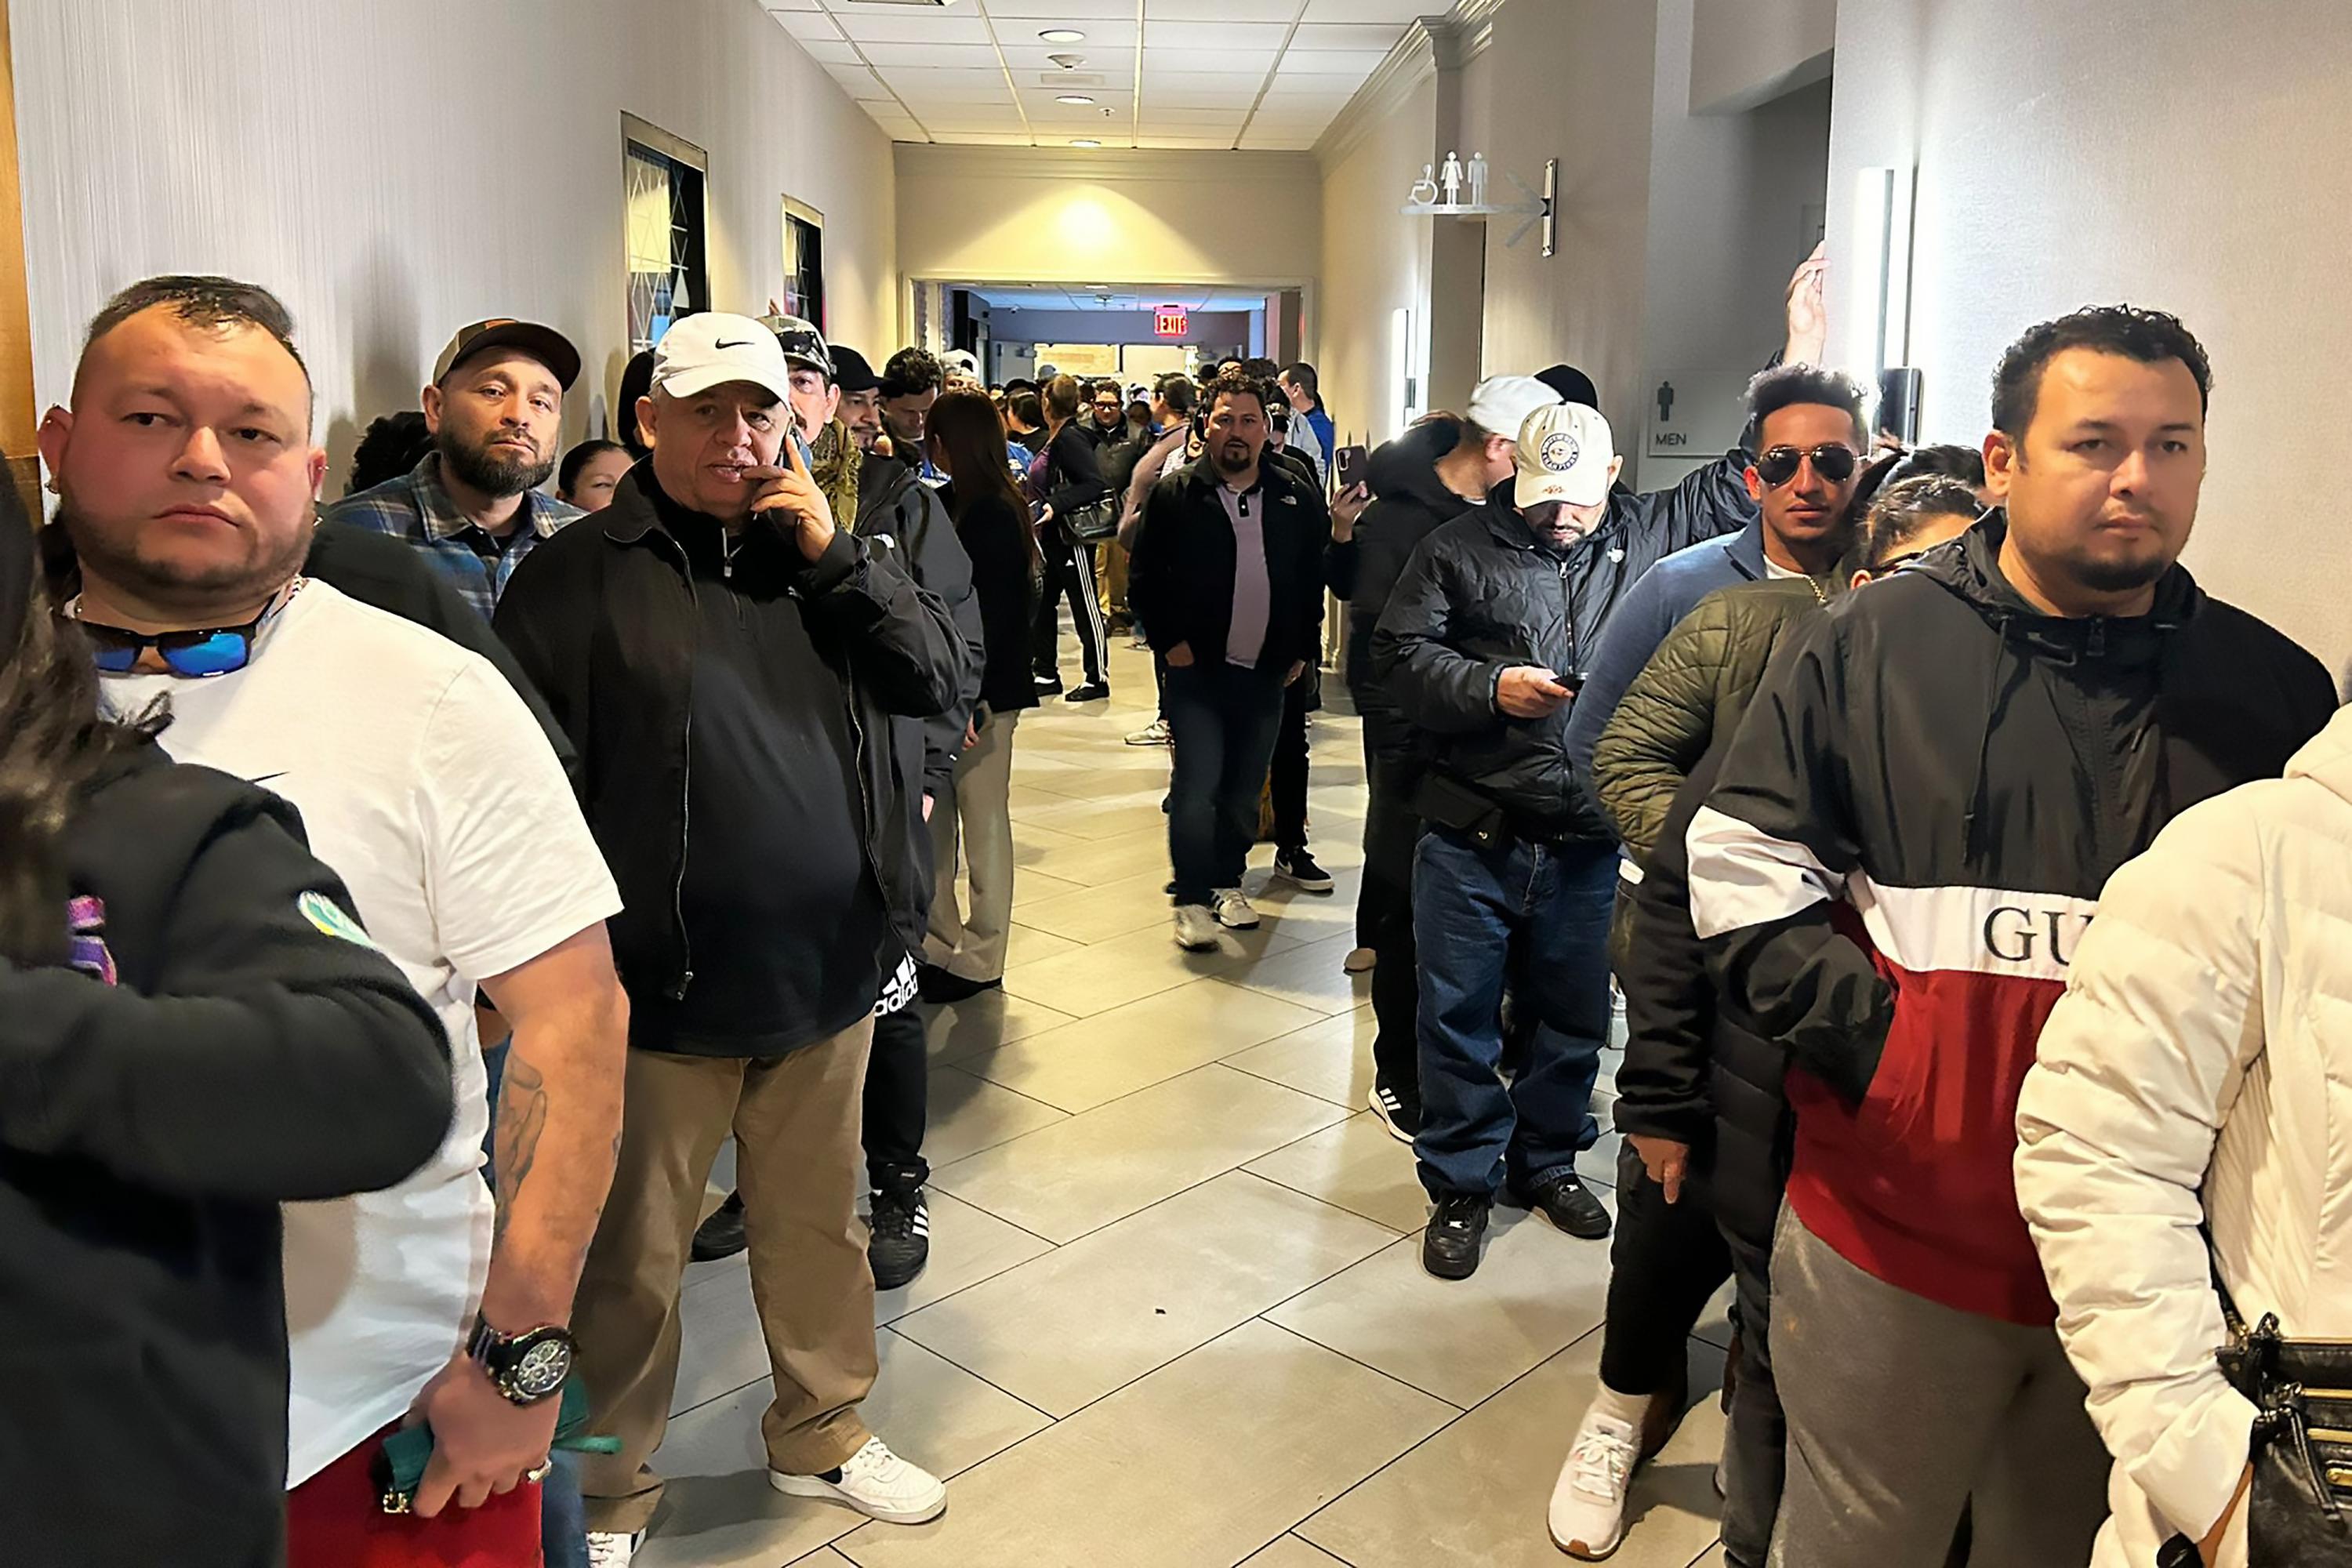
[1102, 541, 1130, 617]
[572, 1020, 878, 1534]
[925, 710, 1020, 981]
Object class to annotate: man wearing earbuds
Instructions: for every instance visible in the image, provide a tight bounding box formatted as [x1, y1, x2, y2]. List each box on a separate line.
[495, 313, 964, 1562]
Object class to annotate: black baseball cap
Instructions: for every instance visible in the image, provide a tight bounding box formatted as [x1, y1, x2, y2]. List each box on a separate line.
[1537, 362, 1601, 411]
[829, 345, 881, 394]
[434, 318, 581, 390]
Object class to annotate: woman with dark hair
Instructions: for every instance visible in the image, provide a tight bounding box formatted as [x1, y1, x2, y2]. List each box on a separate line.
[344, 409, 433, 495]
[615, 348, 656, 457]
[556, 437, 633, 514]
[917, 389, 1042, 1002]
[0, 486, 452, 1566]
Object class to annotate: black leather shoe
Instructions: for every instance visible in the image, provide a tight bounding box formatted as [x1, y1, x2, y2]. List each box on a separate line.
[1064, 681, 1111, 702]
[1421, 1191, 1491, 1279]
[691, 1190, 748, 1261]
[1516, 1172, 1612, 1240]
[868, 1188, 931, 1290]
[916, 964, 1000, 1004]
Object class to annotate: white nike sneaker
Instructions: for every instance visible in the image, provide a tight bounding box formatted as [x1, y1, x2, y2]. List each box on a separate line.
[1173, 903, 1221, 949]
[585, 1530, 644, 1567]
[1548, 1410, 1640, 1559]
[771, 1436, 947, 1524]
[1212, 887, 1261, 929]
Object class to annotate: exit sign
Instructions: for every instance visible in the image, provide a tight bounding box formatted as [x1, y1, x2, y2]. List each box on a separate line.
[1153, 305, 1188, 338]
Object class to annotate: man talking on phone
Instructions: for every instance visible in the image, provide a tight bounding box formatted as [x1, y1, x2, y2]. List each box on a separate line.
[495, 314, 963, 1561]
[1372, 401, 1626, 1280]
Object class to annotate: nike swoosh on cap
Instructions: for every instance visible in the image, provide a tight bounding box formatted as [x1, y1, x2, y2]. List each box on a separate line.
[249, 771, 289, 785]
[714, 339, 753, 350]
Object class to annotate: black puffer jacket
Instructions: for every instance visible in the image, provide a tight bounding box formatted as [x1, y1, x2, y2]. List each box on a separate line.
[1343, 417, 1475, 696]
[1371, 485, 1610, 840]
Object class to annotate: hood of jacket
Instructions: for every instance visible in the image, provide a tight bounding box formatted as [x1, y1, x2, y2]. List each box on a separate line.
[2285, 702, 2352, 806]
[1368, 417, 1462, 513]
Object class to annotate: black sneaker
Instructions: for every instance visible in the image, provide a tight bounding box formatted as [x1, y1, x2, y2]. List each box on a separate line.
[1367, 1082, 1421, 1143]
[691, 1190, 748, 1262]
[1033, 673, 1063, 695]
[1516, 1171, 1613, 1240]
[1064, 681, 1111, 702]
[916, 964, 1001, 1004]
[1272, 848, 1334, 893]
[868, 1188, 931, 1290]
[1422, 1191, 1491, 1279]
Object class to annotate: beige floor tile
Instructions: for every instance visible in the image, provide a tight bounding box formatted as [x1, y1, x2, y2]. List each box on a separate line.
[1298, 1332, 1728, 1568]
[1011, 791, 1174, 842]
[1018, 822, 1175, 886]
[873, 1189, 1057, 1326]
[922, 989, 1079, 1065]
[1004, 865, 1087, 908]
[1245, 1110, 1429, 1233]
[1265, 1206, 1614, 1408]
[998, 914, 1305, 1018]
[639, 1329, 1052, 1567]
[1004, 864, 1182, 944]
[959, 977, 1327, 1112]
[893, 1171, 1398, 1417]
[1238, 1537, 1352, 1566]
[1218, 932, 1377, 1014]
[1243, 867, 1367, 948]
[929, 1064, 1350, 1243]
[782, 1551, 858, 1567]
[1225, 1004, 1377, 1109]
[997, 922, 1083, 968]
[920, 1066, 1069, 1166]
[833, 1319, 1454, 1568]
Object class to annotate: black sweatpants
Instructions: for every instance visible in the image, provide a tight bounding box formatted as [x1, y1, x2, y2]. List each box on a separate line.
[1356, 699, 1421, 1098]
[1719, 1207, 1784, 1568]
[1032, 535, 1107, 688]
[1597, 1139, 1733, 1395]
[1271, 676, 1312, 852]
[862, 1000, 928, 1196]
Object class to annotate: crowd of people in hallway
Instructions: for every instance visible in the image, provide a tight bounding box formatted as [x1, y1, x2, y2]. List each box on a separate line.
[4, 228, 2347, 1568]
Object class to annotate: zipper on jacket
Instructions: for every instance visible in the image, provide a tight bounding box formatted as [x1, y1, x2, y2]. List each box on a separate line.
[645, 527, 698, 1000]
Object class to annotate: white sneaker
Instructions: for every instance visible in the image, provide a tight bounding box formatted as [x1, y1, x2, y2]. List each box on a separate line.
[1212, 887, 1261, 929]
[1125, 717, 1171, 746]
[585, 1531, 644, 1568]
[1342, 946, 1377, 974]
[1548, 1411, 1640, 1559]
[1173, 903, 1221, 949]
[771, 1436, 947, 1525]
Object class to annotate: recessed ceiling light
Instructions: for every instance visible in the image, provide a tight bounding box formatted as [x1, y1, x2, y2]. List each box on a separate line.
[1069, 138, 1102, 147]
[1056, 93, 1096, 104]
[1039, 28, 1086, 42]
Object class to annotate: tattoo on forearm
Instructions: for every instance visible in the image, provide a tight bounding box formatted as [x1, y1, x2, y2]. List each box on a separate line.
[492, 1051, 549, 1246]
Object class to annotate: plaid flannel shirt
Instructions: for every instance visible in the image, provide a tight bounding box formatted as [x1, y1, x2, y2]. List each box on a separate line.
[321, 452, 582, 620]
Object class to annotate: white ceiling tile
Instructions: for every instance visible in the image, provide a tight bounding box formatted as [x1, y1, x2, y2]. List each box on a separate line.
[978, 0, 1138, 18]
[993, 19, 1141, 48]
[1142, 19, 1293, 49]
[1142, 0, 1279, 18]
[1285, 20, 1409, 49]
[832, 12, 993, 43]
[775, 9, 845, 40]
[859, 41, 1010, 67]
[1138, 135, 1242, 148]
[1140, 62, 1272, 84]
[998, 44, 1137, 70]
[1298, 0, 1436, 19]
[1272, 51, 1384, 76]
[764, 0, 823, 11]
[794, 38, 865, 63]
[876, 64, 1018, 88]
[1134, 103, 1248, 122]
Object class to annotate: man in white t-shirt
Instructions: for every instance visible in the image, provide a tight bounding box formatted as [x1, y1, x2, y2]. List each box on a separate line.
[38, 274, 627, 1568]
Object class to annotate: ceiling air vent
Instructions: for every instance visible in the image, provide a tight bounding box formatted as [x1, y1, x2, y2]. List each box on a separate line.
[1035, 72, 1109, 88]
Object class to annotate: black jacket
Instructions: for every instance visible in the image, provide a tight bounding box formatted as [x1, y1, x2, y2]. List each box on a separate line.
[494, 466, 962, 1003]
[1129, 456, 1330, 675]
[303, 520, 576, 782]
[943, 485, 1043, 715]
[856, 452, 985, 801]
[1613, 741, 1789, 1249]
[1039, 420, 1110, 524]
[1373, 492, 1619, 840]
[2, 750, 450, 1568]
[1694, 516, 2336, 1322]
[1343, 417, 1476, 696]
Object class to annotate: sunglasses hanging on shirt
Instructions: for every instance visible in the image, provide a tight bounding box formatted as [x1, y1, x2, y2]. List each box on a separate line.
[71, 580, 302, 677]
[1754, 443, 1860, 487]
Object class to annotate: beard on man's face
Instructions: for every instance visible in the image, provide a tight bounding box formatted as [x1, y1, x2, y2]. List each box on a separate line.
[56, 493, 314, 617]
[439, 424, 557, 499]
[1211, 438, 1254, 477]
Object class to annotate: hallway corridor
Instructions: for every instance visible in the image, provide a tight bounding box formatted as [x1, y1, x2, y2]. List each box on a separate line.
[644, 637, 1737, 1568]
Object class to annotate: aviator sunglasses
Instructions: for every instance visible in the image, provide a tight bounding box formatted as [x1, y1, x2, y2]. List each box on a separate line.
[1754, 443, 1860, 488]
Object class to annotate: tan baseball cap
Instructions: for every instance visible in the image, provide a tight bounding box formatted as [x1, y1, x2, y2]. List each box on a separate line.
[1515, 401, 1616, 507]
[433, 318, 581, 390]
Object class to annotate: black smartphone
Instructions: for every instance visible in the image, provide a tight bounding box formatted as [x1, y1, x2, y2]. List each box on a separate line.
[1878, 367, 1924, 445]
[1334, 443, 1370, 493]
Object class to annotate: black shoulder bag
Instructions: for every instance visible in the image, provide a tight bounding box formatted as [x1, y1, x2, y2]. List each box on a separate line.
[2158, 1258, 2352, 1565]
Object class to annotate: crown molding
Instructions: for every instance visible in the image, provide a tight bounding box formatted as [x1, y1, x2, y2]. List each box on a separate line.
[1315, 0, 1512, 168]
[895, 143, 1319, 186]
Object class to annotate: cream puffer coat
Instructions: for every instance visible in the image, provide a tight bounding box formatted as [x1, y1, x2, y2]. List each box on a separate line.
[2016, 702, 2352, 1568]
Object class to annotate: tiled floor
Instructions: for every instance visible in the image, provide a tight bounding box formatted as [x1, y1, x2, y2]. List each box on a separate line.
[637, 636, 1733, 1568]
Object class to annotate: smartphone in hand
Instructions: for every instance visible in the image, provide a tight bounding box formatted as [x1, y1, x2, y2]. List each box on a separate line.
[1334, 443, 1370, 494]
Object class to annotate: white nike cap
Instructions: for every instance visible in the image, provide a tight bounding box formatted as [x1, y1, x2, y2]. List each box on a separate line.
[1515, 401, 1616, 507]
[1465, 374, 1561, 443]
[652, 312, 796, 406]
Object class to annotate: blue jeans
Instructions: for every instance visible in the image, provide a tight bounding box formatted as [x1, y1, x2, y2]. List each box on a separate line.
[1163, 660, 1290, 906]
[480, 1039, 591, 1568]
[1412, 825, 1617, 1199]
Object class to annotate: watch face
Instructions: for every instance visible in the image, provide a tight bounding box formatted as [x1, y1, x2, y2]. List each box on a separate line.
[511, 1335, 572, 1400]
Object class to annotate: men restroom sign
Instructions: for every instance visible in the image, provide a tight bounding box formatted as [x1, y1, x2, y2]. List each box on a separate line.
[1154, 304, 1189, 338]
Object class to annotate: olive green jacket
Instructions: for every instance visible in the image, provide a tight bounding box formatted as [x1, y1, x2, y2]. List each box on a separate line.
[1592, 577, 1825, 862]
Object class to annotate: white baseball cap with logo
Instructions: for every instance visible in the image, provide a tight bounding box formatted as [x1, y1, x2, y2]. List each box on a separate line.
[1515, 401, 1616, 507]
[1465, 374, 1560, 443]
[651, 312, 797, 406]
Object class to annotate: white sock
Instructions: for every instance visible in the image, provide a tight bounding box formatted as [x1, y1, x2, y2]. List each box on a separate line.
[1584, 1382, 1650, 1429]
